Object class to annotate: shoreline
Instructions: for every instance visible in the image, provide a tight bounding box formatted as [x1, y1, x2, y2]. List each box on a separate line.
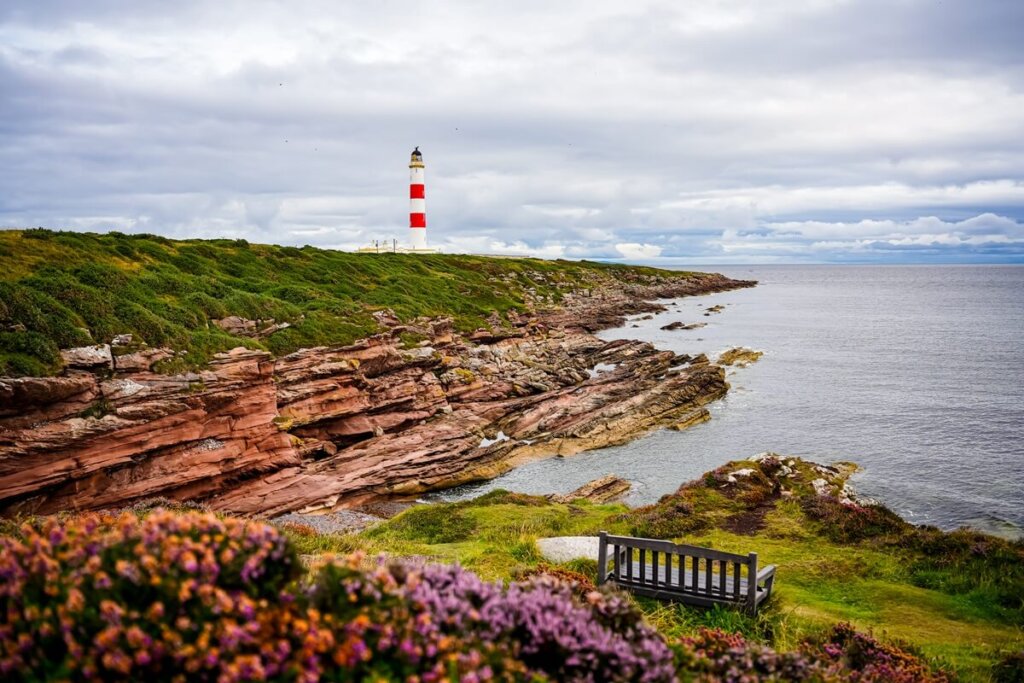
[0, 270, 755, 517]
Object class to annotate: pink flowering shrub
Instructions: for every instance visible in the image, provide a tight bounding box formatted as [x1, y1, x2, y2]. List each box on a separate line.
[311, 558, 676, 682]
[0, 510, 674, 682]
[0, 510, 331, 682]
[675, 625, 949, 682]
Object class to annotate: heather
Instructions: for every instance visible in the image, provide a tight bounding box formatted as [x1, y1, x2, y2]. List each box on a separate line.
[674, 625, 950, 682]
[0, 228, 704, 376]
[0, 509, 674, 682]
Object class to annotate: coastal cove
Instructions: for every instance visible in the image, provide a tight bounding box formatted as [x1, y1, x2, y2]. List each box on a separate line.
[434, 265, 1024, 539]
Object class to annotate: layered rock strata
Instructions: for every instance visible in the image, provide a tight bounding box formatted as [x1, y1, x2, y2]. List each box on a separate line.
[0, 273, 752, 516]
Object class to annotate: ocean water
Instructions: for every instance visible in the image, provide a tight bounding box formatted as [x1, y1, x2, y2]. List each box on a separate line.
[433, 266, 1024, 538]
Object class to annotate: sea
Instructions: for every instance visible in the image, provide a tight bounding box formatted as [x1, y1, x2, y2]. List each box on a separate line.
[432, 265, 1024, 539]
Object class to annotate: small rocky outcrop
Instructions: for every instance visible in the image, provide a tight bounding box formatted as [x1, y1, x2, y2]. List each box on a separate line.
[660, 321, 706, 331]
[552, 475, 631, 504]
[668, 407, 711, 431]
[717, 347, 763, 367]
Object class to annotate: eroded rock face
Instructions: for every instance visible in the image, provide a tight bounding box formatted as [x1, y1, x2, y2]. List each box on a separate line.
[0, 349, 296, 515]
[0, 273, 754, 516]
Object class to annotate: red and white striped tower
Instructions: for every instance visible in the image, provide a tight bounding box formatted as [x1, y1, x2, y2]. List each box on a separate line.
[409, 147, 427, 250]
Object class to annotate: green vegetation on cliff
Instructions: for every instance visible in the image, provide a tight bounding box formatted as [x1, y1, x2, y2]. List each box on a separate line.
[282, 457, 1024, 682]
[0, 228, 703, 376]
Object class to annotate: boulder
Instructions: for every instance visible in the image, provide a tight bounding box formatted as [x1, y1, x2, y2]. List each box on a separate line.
[717, 347, 764, 367]
[114, 348, 175, 372]
[552, 475, 631, 504]
[60, 344, 113, 369]
[535, 536, 600, 563]
[660, 321, 706, 331]
[213, 316, 257, 336]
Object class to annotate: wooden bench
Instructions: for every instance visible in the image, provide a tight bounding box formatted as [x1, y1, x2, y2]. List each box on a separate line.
[596, 532, 776, 614]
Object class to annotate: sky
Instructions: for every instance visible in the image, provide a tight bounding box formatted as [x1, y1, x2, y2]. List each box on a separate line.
[2, 0, 1023, 264]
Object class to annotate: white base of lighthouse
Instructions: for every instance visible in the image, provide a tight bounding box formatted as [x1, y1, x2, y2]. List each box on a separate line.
[409, 228, 427, 250]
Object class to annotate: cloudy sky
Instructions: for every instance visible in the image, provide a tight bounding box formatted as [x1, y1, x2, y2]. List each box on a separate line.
[2, 0, 1023, 263]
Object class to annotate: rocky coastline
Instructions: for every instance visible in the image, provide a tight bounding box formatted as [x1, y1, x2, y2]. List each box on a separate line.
[0, 272, 754, 517]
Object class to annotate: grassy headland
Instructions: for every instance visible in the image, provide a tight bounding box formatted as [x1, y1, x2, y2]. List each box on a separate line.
[282, 456, 1024, 681]
[0, 228, 701, 376]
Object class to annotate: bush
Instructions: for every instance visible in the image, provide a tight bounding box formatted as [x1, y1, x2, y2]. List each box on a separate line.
[0, 510, 678, 682]
[0, 510, 327, 682]
[311, 559, 676, 682]
[372, 503, 478, 544]
[627, 498, 708, 539]
[994, 650, 1024, 683]
[674, 624, 949, 682]
[0, 331, 62, 376]
[801, 495, 907, 543]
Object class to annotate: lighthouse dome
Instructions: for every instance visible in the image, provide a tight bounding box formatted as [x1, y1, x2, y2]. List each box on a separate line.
[410, 146, 422, 161]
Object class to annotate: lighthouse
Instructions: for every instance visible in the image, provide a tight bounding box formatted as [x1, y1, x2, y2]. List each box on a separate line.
[409, 147, 427, 250]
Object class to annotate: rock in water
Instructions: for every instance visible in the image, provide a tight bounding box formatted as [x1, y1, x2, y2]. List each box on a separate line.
[660, 321, 707, 331]
[668, 407, 711, 431]
[717, 347, 764, 367]
[552, 475, 631, 503]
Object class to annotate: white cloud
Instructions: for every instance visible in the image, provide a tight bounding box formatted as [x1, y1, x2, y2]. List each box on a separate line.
[616, 243, 663, 259]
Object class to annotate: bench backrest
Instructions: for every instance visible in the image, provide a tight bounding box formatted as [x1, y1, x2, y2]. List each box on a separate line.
[597, 532, 758, 606]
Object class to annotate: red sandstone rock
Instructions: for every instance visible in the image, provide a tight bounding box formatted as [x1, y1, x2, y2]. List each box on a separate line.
[0, 273, 754, 516]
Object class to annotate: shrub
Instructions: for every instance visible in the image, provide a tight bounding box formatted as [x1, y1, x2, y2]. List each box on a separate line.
[0, 510, 328, 682]
[467, 489, 552, 507]
[0, 331, 62, 376]
[801, 495, 907, 543]
[1, 510, 680, 682]
[994, 650, 1024, 683]
[627, 498, 708, 539]
[517, 562, 597, 594]
[311, 559, 676, 682]
[674, 624, 949, 682]
[371, 503, 478, 544]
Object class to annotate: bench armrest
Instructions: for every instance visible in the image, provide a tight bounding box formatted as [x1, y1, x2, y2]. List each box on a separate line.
[756, 564, 776, 599]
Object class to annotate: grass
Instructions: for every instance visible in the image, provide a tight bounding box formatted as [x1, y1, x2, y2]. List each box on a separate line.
[281, 458, 1024, 682]
[0, 228, 706, 376]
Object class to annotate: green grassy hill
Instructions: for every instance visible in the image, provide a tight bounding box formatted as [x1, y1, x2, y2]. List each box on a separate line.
[0, 229, 697, 376]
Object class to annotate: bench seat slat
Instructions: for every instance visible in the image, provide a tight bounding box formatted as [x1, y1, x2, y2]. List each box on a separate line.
[607, 560, 760, 601]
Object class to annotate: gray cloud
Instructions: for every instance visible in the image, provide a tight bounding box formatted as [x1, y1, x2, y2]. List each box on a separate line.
[1, 0, 1023, 262]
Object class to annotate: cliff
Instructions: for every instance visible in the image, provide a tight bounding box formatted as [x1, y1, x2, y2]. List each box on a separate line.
[0, 267, 750, 515]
